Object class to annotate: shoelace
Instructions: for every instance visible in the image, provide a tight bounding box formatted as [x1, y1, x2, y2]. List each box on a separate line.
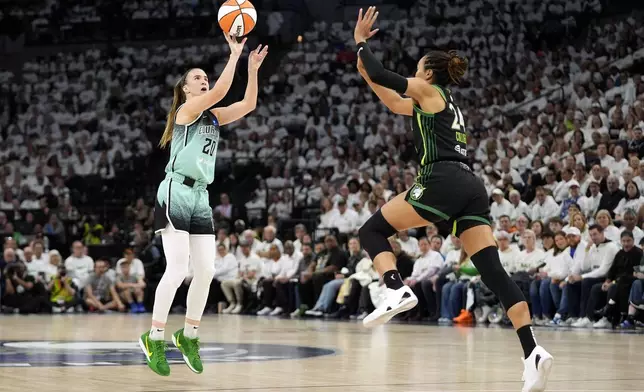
[152, 340, 169, 360]
[187, 337, 201, 360]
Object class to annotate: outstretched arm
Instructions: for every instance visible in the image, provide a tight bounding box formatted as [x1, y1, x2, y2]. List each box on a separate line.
[178, 34, 246, 121]
[212, 45, 268, 126]
[358, 57, 412, 116]
[354, 7, 434, 103]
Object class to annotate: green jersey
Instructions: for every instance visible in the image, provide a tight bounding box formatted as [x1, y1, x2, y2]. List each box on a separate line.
[165, 108, 221, 184]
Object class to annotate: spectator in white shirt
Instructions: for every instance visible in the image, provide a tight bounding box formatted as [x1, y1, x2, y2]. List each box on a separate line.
[222, 240, 262, 314]
[32, 241, 49, 266]
[518, 230, 546, 274]
[213, 243, 239, 309]
[353, 201, 371, 228]
[403, 237, 443, 320]
[508, 189, 531, 222]
[397, 230, 420, 258]
[496, 231, 522, 275]
[568, 224, 619, 328]
[256, 225, 284, 258]
[613, 180, 644, 220]
[531, 186, 561, 222]
[292, 224, 308, 253]
[257, 244, 289, 316]
[115, 248, 145, 279]
[532, 231, 573, 324]
[490, 188, 512, 222]
[237, 229, 262, 258]
[578, 179, 602, 222]
[329, 199, 360, 235]
[594, 209, 621, 243]
[64, 241, 94, 288]
[619, 209, 644, 245]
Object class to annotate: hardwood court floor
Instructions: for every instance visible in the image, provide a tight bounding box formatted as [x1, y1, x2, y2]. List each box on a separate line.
[0, 314, 642, 392]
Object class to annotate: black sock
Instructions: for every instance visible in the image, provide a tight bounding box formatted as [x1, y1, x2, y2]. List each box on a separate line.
[517, 325, 537, 358]
[383, 270, 404, 290]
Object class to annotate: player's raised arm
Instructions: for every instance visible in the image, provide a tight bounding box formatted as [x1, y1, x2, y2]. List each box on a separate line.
[212, 44, 268, 125]
[177, 34, 246, 123]
[354, 7, 439, 106]
[357, 57, 412, 116]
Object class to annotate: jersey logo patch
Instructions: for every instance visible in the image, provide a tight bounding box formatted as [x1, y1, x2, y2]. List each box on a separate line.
[409, 183, 425, 201]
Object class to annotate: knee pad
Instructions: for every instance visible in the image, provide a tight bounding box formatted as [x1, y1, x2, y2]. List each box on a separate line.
[358, 209, 397, 260]
[470, 246, 525, 311]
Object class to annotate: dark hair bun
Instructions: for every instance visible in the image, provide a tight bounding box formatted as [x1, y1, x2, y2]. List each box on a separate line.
[447, 50, 468, 84]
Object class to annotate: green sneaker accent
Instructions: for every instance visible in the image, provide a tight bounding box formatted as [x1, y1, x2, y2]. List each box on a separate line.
[138, 331, 170, 376]
[172, 328, 203, 374]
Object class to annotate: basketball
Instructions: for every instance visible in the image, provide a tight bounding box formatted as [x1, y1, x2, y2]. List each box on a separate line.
[218, 0, 257, 37]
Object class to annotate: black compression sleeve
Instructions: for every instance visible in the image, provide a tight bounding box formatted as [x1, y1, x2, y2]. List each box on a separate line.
[357, 42, 408, 94]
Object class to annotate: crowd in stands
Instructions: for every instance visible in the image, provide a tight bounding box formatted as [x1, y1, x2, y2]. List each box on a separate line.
[2, 0, 644, 330]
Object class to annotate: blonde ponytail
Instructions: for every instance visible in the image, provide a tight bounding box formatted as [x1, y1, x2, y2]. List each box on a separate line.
[160, 70, 192, 148]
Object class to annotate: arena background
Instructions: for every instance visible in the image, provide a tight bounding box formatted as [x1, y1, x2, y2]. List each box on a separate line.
[1, 0, 644, 330]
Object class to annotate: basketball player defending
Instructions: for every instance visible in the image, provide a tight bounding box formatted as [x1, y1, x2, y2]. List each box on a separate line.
[139, 36, 268, 376]
[354, 8, 552, 391]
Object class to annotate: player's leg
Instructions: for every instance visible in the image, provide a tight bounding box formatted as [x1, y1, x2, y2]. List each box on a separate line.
[139, 227, 190, 376]
[359, 190, 431, 327]
[171, 188, 216, 374]
[460, 224, 552, 392]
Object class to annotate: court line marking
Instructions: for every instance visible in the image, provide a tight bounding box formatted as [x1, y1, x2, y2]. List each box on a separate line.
[140, 378, 644, 392]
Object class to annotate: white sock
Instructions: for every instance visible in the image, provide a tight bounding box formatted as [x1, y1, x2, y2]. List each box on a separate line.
[184, 324, 199, 339]
[149, 327, 165, 340]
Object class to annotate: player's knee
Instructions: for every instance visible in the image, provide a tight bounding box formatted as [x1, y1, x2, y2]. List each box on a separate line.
[470, 246, 525, 311]
[199, 262, 216, 280]
[359, 209, 396, 259]
[164, 263, 190, 288]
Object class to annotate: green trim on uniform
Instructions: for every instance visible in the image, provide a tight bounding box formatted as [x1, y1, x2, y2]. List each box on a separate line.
[407, 199, 450, 221]
[452, 215, 492, 235]
[416, 112, 428, 165]
[432, 85, 447, 102]
[413, 104, 435, 116]
[457, 215, 491, 225]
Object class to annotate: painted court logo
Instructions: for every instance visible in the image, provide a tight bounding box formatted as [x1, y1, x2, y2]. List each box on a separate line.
[0, 341, 335, 368]
[409, 184, 425, 201]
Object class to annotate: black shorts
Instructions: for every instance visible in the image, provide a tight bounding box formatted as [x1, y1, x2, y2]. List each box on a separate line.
[404, 161, 491, 237]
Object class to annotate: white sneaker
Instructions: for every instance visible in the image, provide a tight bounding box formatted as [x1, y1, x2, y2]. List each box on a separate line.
[476, 305, 493, 323]
[593, 317, 611, 329]
[562, 317, 577, 326]
[571, 317, 593, 328]
[363, 286, 418, 328]
[522, 345, 553, 392]
[256, 307, 272, 316]
[52, 306, 62, 314]
[269, 307, 283, 316]
[231, 304, 243, 314]
[532, 317, 545, 326]
[290, 308, 302, 318]
[356, 311, 369, 320]
[222, 304, 236, 314]
[305, 309, 323, 317]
